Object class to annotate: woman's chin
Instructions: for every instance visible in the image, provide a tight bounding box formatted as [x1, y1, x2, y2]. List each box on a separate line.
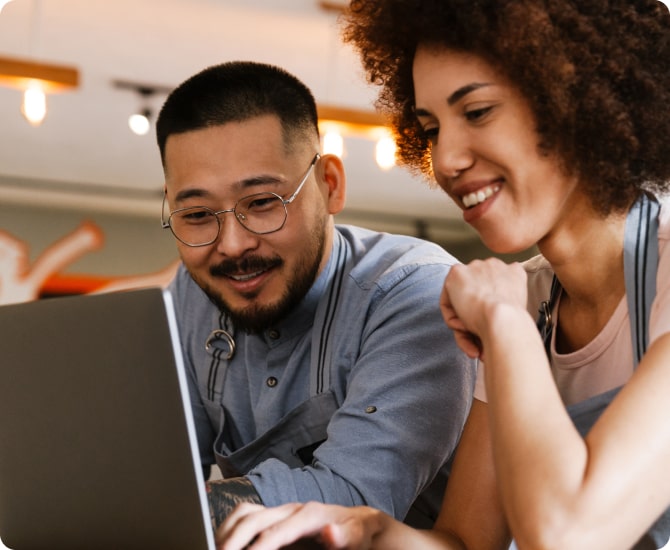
[478, 233, 535, 257]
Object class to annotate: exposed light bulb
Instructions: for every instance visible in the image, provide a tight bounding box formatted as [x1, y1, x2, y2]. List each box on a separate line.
[21, 84, 47, 126]
[375, 135, 397, 170]
[322, 130, 344, 158]
[128, 110, 151, 135]
[0, 0, 14, 14]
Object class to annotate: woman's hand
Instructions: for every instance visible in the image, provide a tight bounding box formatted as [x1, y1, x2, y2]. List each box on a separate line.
[441, 259, 528, 359]
[217, 502, 385, 550]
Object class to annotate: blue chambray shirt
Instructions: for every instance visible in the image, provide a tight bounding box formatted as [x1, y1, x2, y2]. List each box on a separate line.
[168, 224, 476, 524]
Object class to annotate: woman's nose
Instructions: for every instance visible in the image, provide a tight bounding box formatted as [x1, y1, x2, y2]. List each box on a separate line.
[431, 129, 474, 180]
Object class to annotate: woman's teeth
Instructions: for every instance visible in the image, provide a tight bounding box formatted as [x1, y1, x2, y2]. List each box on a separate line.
[462, 184, 500, 208]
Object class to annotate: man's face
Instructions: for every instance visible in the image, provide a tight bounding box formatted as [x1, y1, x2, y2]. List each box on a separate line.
[163, 115, 331, 333]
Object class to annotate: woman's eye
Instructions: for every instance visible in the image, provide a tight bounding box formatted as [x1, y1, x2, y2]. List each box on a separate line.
[465, 106, 493, 122]
[421, 126, 439, 143]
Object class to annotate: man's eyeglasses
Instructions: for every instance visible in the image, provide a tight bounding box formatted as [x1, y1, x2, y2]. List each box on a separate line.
[161, 153, 320, 247]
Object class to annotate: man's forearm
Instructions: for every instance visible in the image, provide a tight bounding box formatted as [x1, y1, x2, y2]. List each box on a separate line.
[207, 477, 262, 526]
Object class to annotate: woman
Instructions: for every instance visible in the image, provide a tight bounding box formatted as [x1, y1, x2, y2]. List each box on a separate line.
[217, 1, 670, 548]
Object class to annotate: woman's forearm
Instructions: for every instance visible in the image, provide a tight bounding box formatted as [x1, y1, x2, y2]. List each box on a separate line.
[481, 303, 588, 547]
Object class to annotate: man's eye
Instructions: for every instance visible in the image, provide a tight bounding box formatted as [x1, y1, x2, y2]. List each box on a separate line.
[246, 196, 281, 211]
[181, 210, 213, 223]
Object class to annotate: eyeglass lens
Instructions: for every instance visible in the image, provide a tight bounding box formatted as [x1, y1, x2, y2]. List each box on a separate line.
[164, 153, 319, 247]
[170, 192, 287, 246]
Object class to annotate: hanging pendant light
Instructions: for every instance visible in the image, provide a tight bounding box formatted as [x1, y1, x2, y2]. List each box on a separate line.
[317, 105, 396, 169]
[0, 0, 79, 126]
[21, 82, 47, 125]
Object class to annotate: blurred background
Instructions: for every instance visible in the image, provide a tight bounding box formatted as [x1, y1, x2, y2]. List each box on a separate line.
[0, 0, 536, 300]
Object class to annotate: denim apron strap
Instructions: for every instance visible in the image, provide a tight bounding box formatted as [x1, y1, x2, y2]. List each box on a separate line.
[309, 230, 351, 396]
[535, 193, 665, 548]
[536, 193, 660, 362]
[215, 232, 352, 477]
[214, 391, 339, 477]
[537, 275, 561, 356]
[206, 230, 351, 401]
[624, 193, 660, 367]
[204, 311, 235, 401]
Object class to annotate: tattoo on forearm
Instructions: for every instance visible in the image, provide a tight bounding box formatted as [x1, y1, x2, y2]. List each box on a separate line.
[207, 477, 262, 527]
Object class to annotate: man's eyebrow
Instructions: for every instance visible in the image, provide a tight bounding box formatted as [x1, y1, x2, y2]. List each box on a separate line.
[174, 188, 208, 203]
[173, 175, 286, 203]
[241, 175, 286, 188]
[447, 82, 492, 106]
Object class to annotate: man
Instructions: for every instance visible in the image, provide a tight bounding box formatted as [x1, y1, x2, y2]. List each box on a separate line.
[156, 60, 475, 530]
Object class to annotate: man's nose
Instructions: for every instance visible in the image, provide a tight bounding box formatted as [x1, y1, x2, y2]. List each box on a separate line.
[213, 210, 260, 257]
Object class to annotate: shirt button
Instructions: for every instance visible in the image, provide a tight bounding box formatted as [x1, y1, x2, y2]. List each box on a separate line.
[365, 406, 377, 414]
[268, 329, 280, 340]
[266, 377, 278, 388]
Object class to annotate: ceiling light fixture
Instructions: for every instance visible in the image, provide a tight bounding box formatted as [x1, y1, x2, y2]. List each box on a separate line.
[128, 108, 152, 136]
[0, 0, 80, 127]
[322, 127, 345, 157]
[317, 1, 349, 13]
[0, 55, 79, 126]
[112, 80, 173, 137]
[317, 104, 396, 169]
[375, 133, 397, 171]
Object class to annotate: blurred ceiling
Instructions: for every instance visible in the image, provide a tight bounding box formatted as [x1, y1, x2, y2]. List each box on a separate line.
[0, 0, 482, 251]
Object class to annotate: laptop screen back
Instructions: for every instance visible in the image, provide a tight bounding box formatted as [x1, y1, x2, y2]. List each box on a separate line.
[0, 288, 214, 550]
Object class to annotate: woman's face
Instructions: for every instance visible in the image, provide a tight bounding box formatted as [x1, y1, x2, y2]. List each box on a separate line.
[412, 46, 581, 254]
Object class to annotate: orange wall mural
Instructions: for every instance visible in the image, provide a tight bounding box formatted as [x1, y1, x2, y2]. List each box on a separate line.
[0, 221, 179, 306]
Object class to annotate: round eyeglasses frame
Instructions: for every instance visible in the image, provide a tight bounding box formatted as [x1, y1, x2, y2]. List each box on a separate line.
[161, 153, 321, 247]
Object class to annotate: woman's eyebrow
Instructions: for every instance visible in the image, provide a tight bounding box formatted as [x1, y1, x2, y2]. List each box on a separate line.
[447, 82, 492, 105]
[414, 82, 494, 117]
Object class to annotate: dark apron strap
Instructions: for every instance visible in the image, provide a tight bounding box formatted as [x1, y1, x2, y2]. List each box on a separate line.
[535, 193, 664, 547]
[205, 230, 351, 400]
[215, 391, 339, 477]
[216, 231, 351, 477]
[537, 275, 561, 355]
[310, 230, 350, 396]
[624, 193, 660, 367]
[537, 193, 660, 362]
[204, 312, 235, 400]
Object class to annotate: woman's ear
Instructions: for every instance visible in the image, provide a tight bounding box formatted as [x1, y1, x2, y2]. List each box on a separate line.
[317, 153, 347, 215]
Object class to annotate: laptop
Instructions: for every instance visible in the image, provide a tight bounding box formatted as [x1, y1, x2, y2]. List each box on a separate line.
[0, 287, 215, 550]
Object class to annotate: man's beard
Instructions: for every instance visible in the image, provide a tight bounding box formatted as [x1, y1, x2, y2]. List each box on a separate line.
[196, 229, 326, 334]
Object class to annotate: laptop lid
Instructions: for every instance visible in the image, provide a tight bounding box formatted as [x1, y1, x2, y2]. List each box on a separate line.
[0, 287, 215, 550]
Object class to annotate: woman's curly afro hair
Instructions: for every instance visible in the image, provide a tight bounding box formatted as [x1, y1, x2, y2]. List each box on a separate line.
[343, 0, 670, 215]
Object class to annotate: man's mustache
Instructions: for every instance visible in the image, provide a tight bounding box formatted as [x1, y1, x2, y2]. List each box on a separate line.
[209, 255, 283, 277]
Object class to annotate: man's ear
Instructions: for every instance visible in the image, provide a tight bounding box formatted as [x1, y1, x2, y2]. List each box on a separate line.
[318, 154, 347, 215]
